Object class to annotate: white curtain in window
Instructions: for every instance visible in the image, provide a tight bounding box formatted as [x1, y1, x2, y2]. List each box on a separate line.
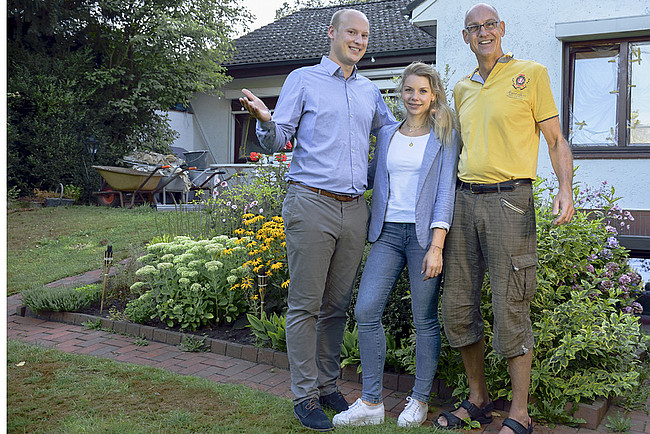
[570, 51, 618, 146]
[630, 42, 650, 145]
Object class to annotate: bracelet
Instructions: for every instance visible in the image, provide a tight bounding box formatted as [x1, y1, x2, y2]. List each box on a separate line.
[430, 245, 443, 251]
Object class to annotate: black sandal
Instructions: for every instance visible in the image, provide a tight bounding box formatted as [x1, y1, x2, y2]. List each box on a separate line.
[502, 417, 533, 434]
[433, 399, 494, 430]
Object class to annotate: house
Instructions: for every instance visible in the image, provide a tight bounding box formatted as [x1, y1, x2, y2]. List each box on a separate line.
[406, 0, 650, 256]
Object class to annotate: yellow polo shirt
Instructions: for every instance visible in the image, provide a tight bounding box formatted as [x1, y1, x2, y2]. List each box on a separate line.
[453, 54, 559, 184]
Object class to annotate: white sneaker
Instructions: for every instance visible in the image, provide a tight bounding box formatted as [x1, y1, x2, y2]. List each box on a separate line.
[332, 398, 385, 427]
[397, 396, 428, 428]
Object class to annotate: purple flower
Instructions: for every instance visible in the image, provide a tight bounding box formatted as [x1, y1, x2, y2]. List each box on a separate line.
[220, 181, 228, 187]
[605, 225, 617, 234]
[632, 302, 643, 314]
[607, 237, 619, 248]
[599, 248, 613, 259]
[586, 264, 595, 273]
[622, 306, 633, 313]
[231, 204, 237, 210]
[619, 274, 632, 285]
[606, 262, 620, 274]
[629, 272, 642, 285]
[600, 280, 614, 291]
[588, 254, 598, 262]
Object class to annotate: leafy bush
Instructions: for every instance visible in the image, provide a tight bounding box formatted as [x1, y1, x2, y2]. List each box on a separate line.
[124, 291, 156, 324]
[22, 284, 101, 313]
[131, 235, 250, 330]
[246, 312, 286, 352]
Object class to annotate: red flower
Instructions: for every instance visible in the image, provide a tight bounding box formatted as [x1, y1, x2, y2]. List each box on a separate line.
[284, 141, 293, 150]
[275, 153, 287, 162]
[249, 152, 261, 162]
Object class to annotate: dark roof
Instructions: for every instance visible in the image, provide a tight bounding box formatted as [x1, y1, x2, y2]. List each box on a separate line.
[226, 0, 435, 77]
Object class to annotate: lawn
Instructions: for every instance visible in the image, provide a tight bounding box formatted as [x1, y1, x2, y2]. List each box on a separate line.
[6, 206, 162, 296]
[7, 340, 440, 433]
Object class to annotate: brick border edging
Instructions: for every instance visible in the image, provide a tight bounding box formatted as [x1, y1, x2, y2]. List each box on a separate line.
[16, 305, 608, 429]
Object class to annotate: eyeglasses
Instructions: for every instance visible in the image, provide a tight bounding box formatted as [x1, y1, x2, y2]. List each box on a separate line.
[465, 20, 500, 34]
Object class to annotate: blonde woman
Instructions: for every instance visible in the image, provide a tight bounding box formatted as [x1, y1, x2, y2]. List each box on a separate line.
[333, 62, 459, 428]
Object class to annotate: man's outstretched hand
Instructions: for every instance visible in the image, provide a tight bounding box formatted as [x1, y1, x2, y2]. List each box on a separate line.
[240, 89, 272, 122]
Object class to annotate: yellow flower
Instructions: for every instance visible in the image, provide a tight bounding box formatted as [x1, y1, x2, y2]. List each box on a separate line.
[281, 241, 286, 248]
[281, 279, 290, 289]
[251, 294, 259, 300]
[222, 248, 233, 255]
[234, 238, 247, 245]
[234, 228, 246, 235]
[241, 277, 254, 289]
[242, 213, 255, 219]
[270, 262, 283, 271]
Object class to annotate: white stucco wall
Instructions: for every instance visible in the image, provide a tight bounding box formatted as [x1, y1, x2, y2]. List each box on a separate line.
[412, 0, 650, 210]
[167, 110, 195, 152]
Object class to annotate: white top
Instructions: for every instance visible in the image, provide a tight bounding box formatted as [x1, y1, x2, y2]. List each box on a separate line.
[385, 130, 430, 223]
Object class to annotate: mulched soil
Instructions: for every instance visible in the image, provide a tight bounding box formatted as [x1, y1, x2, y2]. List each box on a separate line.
[83, 299, 257, 346]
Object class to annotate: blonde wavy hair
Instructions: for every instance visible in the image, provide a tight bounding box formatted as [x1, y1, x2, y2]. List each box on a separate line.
[397, 62, 455, 146]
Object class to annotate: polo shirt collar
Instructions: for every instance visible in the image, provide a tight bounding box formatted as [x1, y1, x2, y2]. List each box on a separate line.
[321, 56, 358, 79]
[469, 52, 514, 84]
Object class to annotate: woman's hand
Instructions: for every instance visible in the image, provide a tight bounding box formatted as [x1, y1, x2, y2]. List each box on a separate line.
[421, 245, 443, 281]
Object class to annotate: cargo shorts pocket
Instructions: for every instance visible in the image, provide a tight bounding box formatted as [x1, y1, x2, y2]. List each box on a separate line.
[507, 252, 538, 302]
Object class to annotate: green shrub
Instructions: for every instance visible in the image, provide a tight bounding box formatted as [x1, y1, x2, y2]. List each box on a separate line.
[123, 291, 156, 324]
[246, 312, 286, 352]
[132, 235, 250, 330]
[22, 284, 101, 313]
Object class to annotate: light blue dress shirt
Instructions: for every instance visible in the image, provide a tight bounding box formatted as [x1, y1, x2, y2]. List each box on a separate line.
[256, 56, 396, 195]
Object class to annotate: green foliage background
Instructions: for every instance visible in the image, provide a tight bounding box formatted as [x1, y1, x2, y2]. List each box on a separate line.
[7, 0, 251, 198]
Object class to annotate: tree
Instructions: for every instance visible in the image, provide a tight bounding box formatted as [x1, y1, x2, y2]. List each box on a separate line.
[7, 0, 252, 198]
[274, 0, 363, 21]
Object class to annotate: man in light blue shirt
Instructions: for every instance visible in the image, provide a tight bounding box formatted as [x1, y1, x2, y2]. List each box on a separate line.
[240, 8, 395, 432]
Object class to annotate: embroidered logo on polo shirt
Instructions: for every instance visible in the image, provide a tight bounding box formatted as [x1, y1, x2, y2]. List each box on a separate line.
[512, 74, 529, 90]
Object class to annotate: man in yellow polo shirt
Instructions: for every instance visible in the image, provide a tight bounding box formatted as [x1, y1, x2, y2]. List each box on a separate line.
[434, 3, 575, 434]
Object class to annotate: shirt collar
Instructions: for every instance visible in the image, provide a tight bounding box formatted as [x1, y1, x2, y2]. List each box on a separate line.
[321, 56, 358, 79]
[469, 52, 514, 83]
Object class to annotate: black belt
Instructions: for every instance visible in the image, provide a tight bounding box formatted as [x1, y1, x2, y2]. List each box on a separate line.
[289, 181, 362, 202]
[458, 179, 532, 194]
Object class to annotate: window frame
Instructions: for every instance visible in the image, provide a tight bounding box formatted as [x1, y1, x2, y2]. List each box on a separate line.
[562, 35, 650, 159]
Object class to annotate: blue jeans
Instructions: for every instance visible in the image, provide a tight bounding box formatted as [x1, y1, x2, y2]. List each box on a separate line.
[355, 222, 441, 404]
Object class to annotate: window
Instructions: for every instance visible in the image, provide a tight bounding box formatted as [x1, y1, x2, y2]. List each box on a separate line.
[563, 37, 650, 158]
[231, 97, 282, 163]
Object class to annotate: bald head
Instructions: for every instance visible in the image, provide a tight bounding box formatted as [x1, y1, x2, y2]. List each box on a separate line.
[465, 3, 500, 27]
[330, 8, 368, 30]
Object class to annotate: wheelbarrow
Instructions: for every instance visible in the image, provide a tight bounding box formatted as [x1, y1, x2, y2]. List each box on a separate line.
[92, 165, 196, 208]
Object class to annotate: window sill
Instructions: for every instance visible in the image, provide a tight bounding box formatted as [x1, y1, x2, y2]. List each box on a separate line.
[571, 147, 650, 159]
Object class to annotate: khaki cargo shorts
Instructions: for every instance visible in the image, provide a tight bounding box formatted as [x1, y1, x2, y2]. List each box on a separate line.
[442, 183, 537, 358]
